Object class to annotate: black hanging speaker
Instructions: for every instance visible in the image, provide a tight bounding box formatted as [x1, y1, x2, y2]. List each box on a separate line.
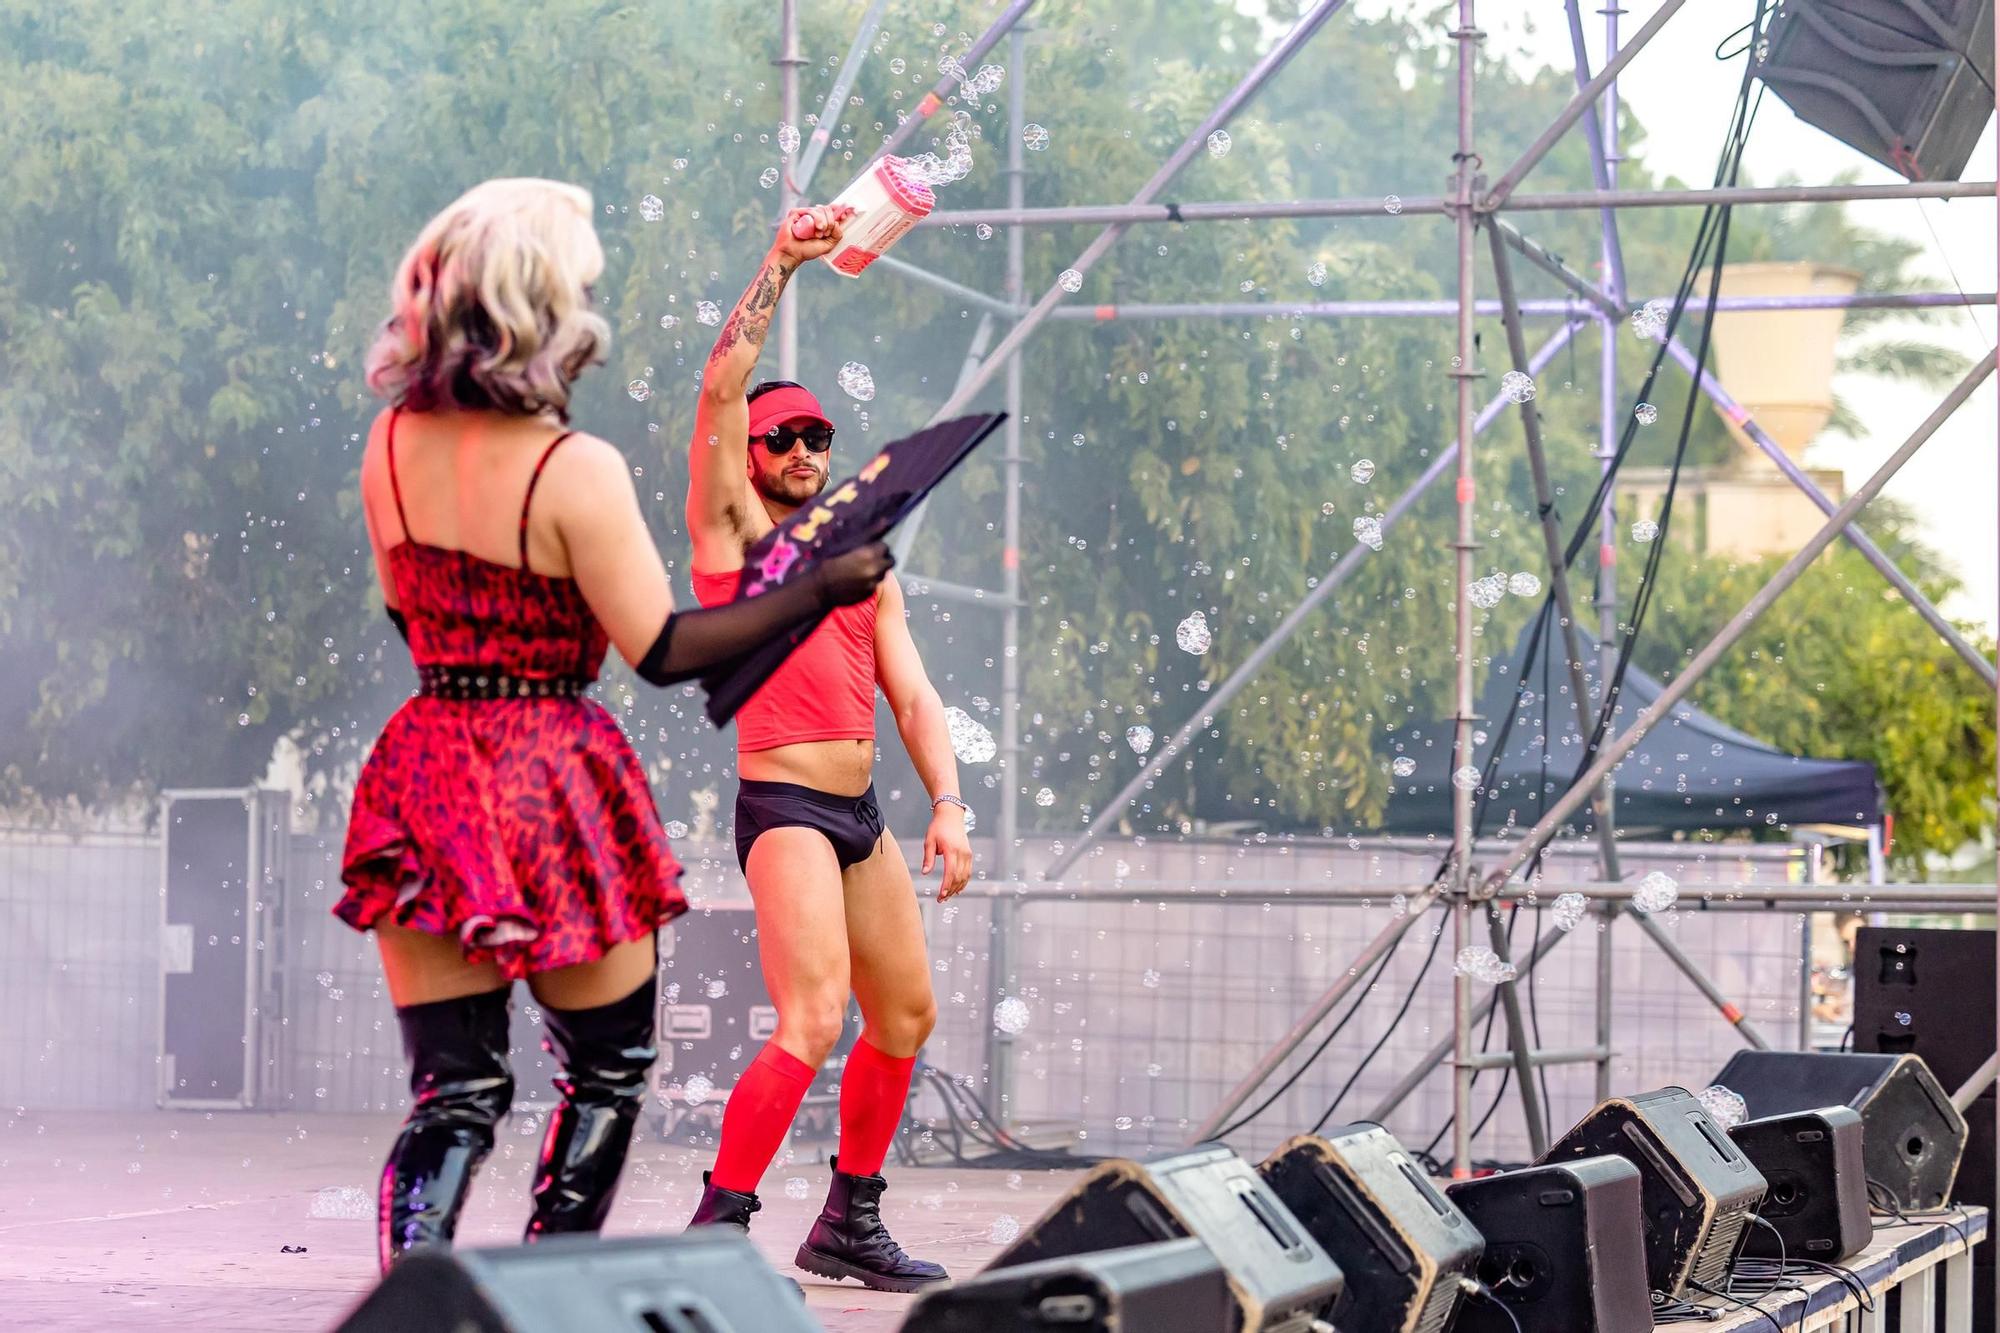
[1446, 1156, 1655, 1333]
[332, 1233, 823, 1333]
[1539, 1087, 1767, 1298]
[1753, 0, 1996, 181]
[1852, 926, 1995, 1092]
[1715, 1049, 1967, 1210]
[988, 1143, 1345, 1332]
[1727, 1107, 1872, 1262]
[1257, 1127, 1483, 1333]
[902, 1237, 1233, 1333]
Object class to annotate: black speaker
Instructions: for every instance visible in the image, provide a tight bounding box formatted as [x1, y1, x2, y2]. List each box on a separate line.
[903, 1237, 1233, 1332]
[1961, 1090, 1996, 1333]
[1727, 1107, 1871, 1262]
[332, 1233, 823, 1332]
[1753, 0, 1996, 181]
[1257, 1127, 1483, 1333]
[1446, 1156, 1655, 1333]
[989, 1143, 1345, 1332]
[1539, 1087, 1767, 1298]
[1716, 1049, 1967, 1210]
[1854, 926, 1995, 1093]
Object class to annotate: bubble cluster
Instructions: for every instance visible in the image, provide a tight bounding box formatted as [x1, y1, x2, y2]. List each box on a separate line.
[759, 167, 779, 189]
[1307, 260, 1328, 287]
[664, 820, 690, 839]
[1507, 571, 1542, 598]
[907, 123, 975, 186]
[638, 195, 665, 223]
[1697, 1084, 1748, 1129]
[1392, 756, 1417, 778]
[1454, 945, 1517, 985]
[1552, 891, 1589, 931]
[1352, 515, 1384, 551]
[992, 996, 1031, 1034]
[1174, 610, 1212, 655]
[989, 1214, 1022, 1244]
[964, 64, 1006, 96]
[1631, 299, 1672, 343]
[309, 1186, 372, 1220]
[1633, 870, 1679, 914]
[1634, 402, 1659, 425]
[1021, 123, 1049, 152]
[1058, 268, 1083, 294]
[784, 1177, 811, 1200]
[777, 123, 801, 155]
[1349, 459, 1375, 484]
[945, 705, 998, 764]
[1206, 129, 1232, 158]
[695, 301, 722, 326]
[1500, 370, 1537, 404]
[1467, 573, 1508, 609]
[837, 361, 876, 401]
[1632, 518, 1660, 543]
[1126, 725, 1155, 754]
[682, 1074, 715, 1107]
[1034, 787, 1056, 807]
[1451, 765, 1482, 792]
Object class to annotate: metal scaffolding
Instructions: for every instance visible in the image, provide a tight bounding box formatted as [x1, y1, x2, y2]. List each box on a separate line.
[777, 1, 1998, 1178]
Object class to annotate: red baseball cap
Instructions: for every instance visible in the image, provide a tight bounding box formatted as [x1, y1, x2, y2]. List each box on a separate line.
[747, 382, 833, 438]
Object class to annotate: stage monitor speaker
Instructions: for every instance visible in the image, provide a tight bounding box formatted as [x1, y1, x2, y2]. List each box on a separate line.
[1727, 1107, 1871, 1262]
[1540, 1086, 1767, 1298]
[989, 1142, 1345, 1332]
[333, 1233, 822, 1332]
[1446, 1156, 1654, 1333]
[1715, 1049, 1967, 1210]
[1753, 0, 1995, 182]
[1257, 1126, 1483, 1333]
[902, 1237, 1233, 1333]
[1853, 926, 1995, 1092]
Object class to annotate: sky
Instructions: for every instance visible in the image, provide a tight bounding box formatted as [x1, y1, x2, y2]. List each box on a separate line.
[1357, 0, 1998, 632]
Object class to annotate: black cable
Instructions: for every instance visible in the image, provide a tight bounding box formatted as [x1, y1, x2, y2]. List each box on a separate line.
[1460, 1279, 1525, 1333]
[1309, 901, 1452, 1134]
[1689, 1276, 1783, 1333]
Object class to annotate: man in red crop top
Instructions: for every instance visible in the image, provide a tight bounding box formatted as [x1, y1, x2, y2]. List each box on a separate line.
[680, 203, 971, 1293]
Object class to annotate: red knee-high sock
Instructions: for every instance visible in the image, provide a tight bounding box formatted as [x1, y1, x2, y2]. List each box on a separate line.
[836, 1037, 917, 1176]
[711, 1043, 817, 1194]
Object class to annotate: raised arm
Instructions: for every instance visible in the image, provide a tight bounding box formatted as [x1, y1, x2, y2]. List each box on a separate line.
[685, 204, 850, 571]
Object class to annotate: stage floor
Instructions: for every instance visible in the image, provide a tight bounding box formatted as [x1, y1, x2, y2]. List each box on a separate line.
[0, 1110, 1067, 1331]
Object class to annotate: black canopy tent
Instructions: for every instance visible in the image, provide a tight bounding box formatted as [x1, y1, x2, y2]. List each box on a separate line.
[1379, 620, 1883, 839]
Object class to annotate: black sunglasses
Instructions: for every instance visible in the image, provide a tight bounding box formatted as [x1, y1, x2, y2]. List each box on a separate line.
[755, 424, 835, 454]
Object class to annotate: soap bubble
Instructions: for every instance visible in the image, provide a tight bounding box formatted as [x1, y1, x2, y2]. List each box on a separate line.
[1352, 515, 1384, 551]
[1552, 892, 1589, 930]
[1034, 787, 1055, 807]
[965, 64, 1006, 96]
[1307, 260, 1328, 287]
[1058, 268, 1083, 293]
[1383, 194, 1404, 214]
[1632, 518, 1660, 543]
[1350, 459, 1376, 484]
[837, 361, 876, 401]
[1507, 571, 1542, 598]
[1467, 573, 1508, 609]
[1634, 402, 1659, 425]
[659, 313, 680, 330]
[1454, 945, 1517, 985]
[309, 1186, 372, 1220]
[1392, 756, 1417, 778]
[696, 301, 722, 326]
[638, 195, 665, 223]
[1021, 123, 1049, 151]
[777, 123, 801, 155]
[627, 379, 652, 402]
[784, 1177, 811, 1200]
[664, 820, 690, 839]
[1126, 725, 1155, 754]
[681, 1074, 715, 1107]
[976, 223, 994, 240]
[989, 1213, 1022, 1244]
[1451, 765, 1482, 792]
[1141, 969, 1161, 989]
[758, 167, 779, 189]
[1631, 299, 1671, 343]
[1633, 870, 1679, 914]
[1206, 130, 1232, 157]
[1698, 1084, 1748, 1129]
[1174, 610, 1212, 655]
[1500, 370, 1537, 403]
[890, 57, 906, 75]
[992, 996, 1031, 1034]
[945, 706, 997, 764]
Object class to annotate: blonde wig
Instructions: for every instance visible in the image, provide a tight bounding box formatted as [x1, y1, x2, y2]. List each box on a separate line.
[366, 178, 608, 420]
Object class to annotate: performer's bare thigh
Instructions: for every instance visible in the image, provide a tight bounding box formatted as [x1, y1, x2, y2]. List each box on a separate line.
[840, 830, 938, 1060]
[744, 826, 853, 1065]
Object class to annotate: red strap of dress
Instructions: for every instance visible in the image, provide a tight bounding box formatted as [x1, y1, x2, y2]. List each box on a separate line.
[519, 431, 577, 570]
[385, 407, 414, 540]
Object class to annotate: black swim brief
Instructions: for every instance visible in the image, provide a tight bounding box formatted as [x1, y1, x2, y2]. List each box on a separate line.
[734, 779, 885, 872]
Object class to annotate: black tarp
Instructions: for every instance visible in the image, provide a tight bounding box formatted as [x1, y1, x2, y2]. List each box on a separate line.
[1379, 617, 1883, 837]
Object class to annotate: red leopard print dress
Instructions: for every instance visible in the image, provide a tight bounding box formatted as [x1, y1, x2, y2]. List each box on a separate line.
[335, 414, 687, 978]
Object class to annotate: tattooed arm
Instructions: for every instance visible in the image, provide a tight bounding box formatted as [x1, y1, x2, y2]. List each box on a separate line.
[685, 205, 849, 570]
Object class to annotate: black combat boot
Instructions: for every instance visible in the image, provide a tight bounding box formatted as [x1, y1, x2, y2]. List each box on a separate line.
[378, 987, 515, 1272]
[794, 1155, 949, 1293]
[686, 1170, 765, 1232]
[523, 974, 659, 1239]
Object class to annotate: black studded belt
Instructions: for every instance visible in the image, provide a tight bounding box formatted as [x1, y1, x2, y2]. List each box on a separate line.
[417, 665, 592, 701]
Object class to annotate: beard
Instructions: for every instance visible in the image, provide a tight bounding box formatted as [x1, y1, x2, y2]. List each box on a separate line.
[750, 461, 829, 509]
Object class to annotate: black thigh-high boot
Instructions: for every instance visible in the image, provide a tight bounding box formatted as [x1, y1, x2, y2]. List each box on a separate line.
[378, 987, 515, 1273]
[523, 973, 659, 1239]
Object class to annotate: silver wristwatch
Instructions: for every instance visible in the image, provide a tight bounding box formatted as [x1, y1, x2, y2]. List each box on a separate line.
[931, 793, 970, 816]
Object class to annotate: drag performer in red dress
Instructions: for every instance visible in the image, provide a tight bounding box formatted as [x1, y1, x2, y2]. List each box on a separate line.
[334, 178, 891, 1272]
[680, 204, 974, 1293]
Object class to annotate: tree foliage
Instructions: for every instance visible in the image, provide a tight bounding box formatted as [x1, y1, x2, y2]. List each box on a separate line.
[0, 0, 1986, 870]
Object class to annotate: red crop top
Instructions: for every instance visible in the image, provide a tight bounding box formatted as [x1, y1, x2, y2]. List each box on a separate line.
[690, 566, 880, 752]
